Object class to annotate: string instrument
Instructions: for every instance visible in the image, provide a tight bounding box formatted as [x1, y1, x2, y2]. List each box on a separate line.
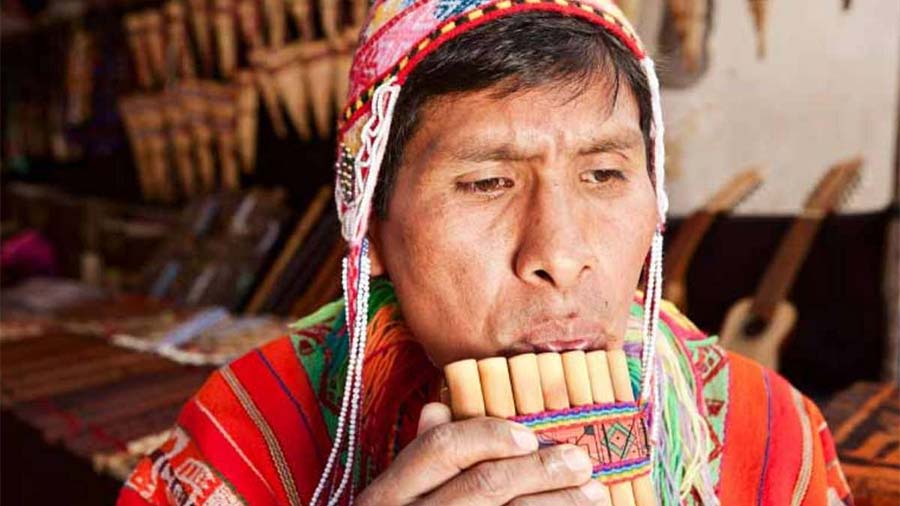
[720, 158, 862, 370]
[445, 350, 655, 506]
[664, 168, 763, 311]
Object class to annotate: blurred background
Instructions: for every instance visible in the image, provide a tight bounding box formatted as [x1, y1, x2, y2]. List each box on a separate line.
[1, 0, 898, 504]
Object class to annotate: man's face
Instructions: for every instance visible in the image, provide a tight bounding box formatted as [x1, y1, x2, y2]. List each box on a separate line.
[371, 75, 658, 367]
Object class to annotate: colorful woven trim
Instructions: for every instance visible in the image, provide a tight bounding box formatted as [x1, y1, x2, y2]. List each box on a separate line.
[510, 402, 652, 484]
[338, 0, 644, 133]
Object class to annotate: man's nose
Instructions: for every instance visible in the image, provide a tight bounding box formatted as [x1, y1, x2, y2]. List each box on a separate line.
[513, 184, 595, 291]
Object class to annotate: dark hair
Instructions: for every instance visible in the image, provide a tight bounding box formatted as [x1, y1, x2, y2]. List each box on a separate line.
[373, 11, 653, 218]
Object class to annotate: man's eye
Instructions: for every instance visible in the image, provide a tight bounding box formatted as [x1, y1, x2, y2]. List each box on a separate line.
[456, 177, 515, 194]
[581, 169, 625, 184]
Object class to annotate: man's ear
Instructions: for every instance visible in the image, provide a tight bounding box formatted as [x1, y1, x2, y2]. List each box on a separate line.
[367, 220, 387, 277]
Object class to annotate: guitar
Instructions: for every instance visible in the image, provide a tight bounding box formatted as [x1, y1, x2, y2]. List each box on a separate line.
[664, 168, 764, 311]
[719, 158, 862, 370]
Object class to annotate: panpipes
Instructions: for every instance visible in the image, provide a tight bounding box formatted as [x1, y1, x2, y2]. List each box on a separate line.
[444, 349, 656, 506]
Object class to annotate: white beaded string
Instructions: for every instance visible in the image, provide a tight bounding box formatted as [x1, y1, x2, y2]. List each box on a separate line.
[331, 243, 371, 505]
[638, 55, 667, 408]
[640, 231, 664, 404]
[310, 241, 371, 506]
[638, 57, 667, 494]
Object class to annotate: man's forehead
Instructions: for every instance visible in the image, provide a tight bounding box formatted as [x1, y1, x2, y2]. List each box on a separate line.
[414, 83, 643, 162]
[446, 129, 645, 164]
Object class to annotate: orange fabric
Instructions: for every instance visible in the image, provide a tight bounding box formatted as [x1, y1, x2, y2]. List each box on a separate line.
[718, 352, 771, 504]
[718, 352, 853, 505]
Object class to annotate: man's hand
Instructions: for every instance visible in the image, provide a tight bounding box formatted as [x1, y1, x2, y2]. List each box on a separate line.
[356, 402, 609, 505]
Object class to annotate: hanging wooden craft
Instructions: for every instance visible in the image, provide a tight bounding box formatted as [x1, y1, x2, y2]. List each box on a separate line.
[302, 40, 334, 138]
[124, 14, 153, 88]
[213, 0, 238, 78]
[65, 26, 94, 125]
[163, 92, 198, 197]
[263, 0, 287, 48]
[142, 98, 175, 203]
[259, 43, 312, 140]
[667, 0, 707, 72]
[748, 0, 768, 58]
[142, 11, 168, 83]
[236, 0, 264, 49]
[235, 71, 259, 174]
[206, 82, 241, 191]
[318, 0, 341, 43]
[351, 0, 367, 27]
[286, 0, 314, 41]
[250, 62, 288, 138]
[165, 1, 197, 79]
[188, 0, 215, 73]
[118, 96, 154, 200]
[180, 81, 217, 192]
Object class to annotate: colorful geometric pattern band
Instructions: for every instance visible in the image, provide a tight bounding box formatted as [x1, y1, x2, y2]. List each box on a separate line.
[510, 402, 652, 484]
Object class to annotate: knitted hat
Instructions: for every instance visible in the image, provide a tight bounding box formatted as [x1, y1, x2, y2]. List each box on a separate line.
[316, 2, 668, 503]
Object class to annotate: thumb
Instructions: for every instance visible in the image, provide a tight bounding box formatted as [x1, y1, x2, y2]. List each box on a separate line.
[416, 402, 452, 436]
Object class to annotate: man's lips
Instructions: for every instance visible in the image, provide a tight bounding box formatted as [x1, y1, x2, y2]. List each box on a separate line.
[506, 318, 612, 354]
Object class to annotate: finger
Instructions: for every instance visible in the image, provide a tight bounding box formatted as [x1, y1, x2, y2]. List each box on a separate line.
[417, 402, 452, 436]
[366, 417, 539, 504]
[417, 444, 593, 506]
[507, 481, 612, 506]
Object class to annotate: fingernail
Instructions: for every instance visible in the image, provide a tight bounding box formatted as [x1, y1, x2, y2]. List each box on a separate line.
[562, 446, 591, 472]
[510, 426, 538, 451]
[579, 481, 609, 503]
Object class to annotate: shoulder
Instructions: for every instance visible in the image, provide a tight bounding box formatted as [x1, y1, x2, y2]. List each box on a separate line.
[119, 326, 338, 506]
[654, 302, 852, 505]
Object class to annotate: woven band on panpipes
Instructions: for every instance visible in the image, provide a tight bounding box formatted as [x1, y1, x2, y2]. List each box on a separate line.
[445, 349, 656, 506]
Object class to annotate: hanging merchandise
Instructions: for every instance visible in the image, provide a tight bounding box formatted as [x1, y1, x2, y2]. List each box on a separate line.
[256, 43, 312, 140]
[162, 93, 198, 197]
[304, 40, 334, 138]
[180, 82, 218, 193]
[213, 0, 238, 78]
[263, 0, 287, 48]
[124, 13, 154, 88]
[234, 0, 287, 137]
[164, 1, 197, 80]
[206, 82, 241, 191]
[118, 96, 155, 200]
[667, 0, 707, 71]
[286, 0, 314, 41]
[143, 11, 168, 83]
[748, 0, 767, 58]
[143, 97, 175, 202]
[236, 0, 264, 48]
[235, 71, 259, 174]
[65, 25, 94, 125]
[188, 0, 215, 74]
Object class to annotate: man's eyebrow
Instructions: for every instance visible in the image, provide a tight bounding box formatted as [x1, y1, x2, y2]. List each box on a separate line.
[576, 130, 644, 156]
[449, 142, 536, 163]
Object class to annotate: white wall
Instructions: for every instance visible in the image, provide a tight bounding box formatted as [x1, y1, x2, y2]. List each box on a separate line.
[635, 1, 899, 215]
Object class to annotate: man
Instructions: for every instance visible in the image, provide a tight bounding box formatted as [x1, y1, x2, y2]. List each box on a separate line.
[119, 1, 853, 504]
